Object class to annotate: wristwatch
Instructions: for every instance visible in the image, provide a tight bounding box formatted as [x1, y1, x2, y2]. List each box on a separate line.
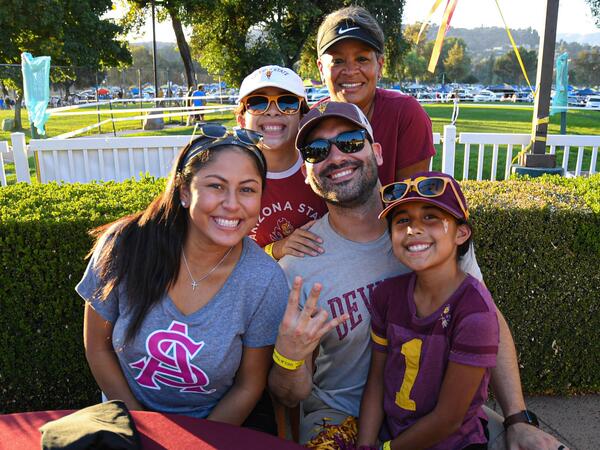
[503, 410, 540, 429]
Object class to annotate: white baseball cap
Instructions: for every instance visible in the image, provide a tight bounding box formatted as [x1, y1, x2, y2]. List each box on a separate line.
[238, 65, 307, 101]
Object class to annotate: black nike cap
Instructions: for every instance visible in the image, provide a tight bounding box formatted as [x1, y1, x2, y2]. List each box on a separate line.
[317, 20, 384, 56]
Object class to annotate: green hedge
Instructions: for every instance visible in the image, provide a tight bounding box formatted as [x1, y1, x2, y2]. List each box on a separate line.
[0, 179, 164, 413]
[0, 175, 598, 413]
[464, 175, 600, 395]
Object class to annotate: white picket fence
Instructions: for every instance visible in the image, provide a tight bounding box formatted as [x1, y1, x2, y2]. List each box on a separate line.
[2, 126, 599, 186]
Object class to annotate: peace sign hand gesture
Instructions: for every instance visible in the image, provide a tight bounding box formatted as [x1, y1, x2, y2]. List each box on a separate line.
[274, 276, 349, 364]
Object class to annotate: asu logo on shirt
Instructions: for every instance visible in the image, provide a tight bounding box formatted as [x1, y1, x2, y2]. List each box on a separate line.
[130, 321, 215, 394]
[270, 217, 295, 242]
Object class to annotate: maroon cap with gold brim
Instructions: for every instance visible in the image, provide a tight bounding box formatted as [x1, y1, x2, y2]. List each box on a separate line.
[378, 171, 469, 221]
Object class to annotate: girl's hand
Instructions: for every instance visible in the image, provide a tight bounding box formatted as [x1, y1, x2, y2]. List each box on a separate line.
[272, 221, 323, 259]
[274, 276, 348, 362]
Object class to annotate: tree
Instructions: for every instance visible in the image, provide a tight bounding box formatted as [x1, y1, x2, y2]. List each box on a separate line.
[472, 54, 498, 85]
[493, 47, 537, 85]
[417, 37, 469, 83]
[121, 0, 198, 89]
[403, 22, 427, 47]
[103, 42, 210, 89]
[187, 0, 407, 86]
[0, 0, 130, 129]
[398, 23, 429, 82]
[443, 41, 471, 83]
[585, 0, 600, 27]
[401, 50, 428, 83]
[571, 48, 600, 86]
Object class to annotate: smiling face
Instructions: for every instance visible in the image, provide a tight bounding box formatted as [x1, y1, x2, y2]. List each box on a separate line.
[304, 116, 382, 207]
[238, 86, 301, 155]
[389, 202, 471, 273]
[317, 39, 383, 113]
[179, 147, 263, 248]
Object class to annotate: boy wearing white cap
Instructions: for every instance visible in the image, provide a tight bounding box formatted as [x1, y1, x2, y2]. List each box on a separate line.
[236, 66, 327, 260]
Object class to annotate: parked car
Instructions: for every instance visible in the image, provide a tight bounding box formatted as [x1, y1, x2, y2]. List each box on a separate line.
[473, 90, 498, 102]
[416, 91, 436, 101]
[142, 87, 155, 99]
[48, 96, 62, 108]
[446, 89, 473, 102]
[311, 87, 330, 102]
[305, 87, 319, 101]
[567, 95, 583, 107]
[585, 95, 600, 108]
[76, 90, 96, 101]
[226, 92, 240, 104]
[514, 91, 533, 102]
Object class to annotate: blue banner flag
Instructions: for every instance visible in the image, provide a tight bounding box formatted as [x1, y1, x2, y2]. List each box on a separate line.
[551, 52, 569, 116]
[21, 52, 51, 135]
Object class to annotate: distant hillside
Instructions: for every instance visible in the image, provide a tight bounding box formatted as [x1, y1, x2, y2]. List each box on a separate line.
[422, 25, 599, 59]
[426, 25, 539, 57]
[557, 32, 600, 46]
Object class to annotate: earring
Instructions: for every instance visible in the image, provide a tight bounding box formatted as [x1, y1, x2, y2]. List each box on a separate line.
[181, 200, 187, 207]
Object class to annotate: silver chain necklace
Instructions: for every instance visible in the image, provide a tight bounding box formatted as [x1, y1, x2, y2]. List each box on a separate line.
[181, 246, 234, 290]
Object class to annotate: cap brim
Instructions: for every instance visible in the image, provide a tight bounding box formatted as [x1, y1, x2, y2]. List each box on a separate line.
[319, 34, 382, 56]
[238, 81, 307, 102]
[378, 197, 464, 220]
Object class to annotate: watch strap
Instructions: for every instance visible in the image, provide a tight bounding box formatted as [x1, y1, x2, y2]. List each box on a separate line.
[503, 410, 540, 429]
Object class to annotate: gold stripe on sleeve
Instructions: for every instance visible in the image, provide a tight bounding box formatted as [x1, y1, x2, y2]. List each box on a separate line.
[370, 329, 388, 346]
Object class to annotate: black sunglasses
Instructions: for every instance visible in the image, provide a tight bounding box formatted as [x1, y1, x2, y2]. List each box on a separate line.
[243, 94, 303, 115]
[300, 129, 370, 164]
[179, 125, 265, 172]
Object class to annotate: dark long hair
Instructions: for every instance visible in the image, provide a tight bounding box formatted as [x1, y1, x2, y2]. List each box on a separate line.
[89, 136, 267, 343]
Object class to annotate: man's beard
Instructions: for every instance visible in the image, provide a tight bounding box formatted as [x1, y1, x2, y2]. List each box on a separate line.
[307, 153, 379, 208]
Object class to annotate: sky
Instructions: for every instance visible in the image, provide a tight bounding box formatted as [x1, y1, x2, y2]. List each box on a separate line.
[123, 0, 599, 43]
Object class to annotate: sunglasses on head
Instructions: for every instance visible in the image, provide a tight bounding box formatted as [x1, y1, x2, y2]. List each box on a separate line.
[180, 124, 265, 171]
[300, 129, 370, 164]
[190, 123, 262, 145]
[380, 176, 469, 220]
[243, 94, 303, 115]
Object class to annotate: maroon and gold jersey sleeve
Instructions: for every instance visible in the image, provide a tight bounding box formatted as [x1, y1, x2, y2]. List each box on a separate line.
[370, 278, 394, 353]
[449, 284, 499, 368]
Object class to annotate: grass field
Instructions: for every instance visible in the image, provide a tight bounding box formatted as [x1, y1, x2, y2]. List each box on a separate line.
[1, 102, 598, 184]
[423, 104, 600, 179]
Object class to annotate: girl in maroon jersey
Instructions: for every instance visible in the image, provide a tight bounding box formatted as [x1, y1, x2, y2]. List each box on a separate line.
[358, 172, 499, 450]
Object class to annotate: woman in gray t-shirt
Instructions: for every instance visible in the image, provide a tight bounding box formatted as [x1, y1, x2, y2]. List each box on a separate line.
[77, 128, 287, 428]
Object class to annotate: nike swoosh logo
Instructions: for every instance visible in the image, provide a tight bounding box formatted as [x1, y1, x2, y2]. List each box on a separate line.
[338, 26, 359, 34]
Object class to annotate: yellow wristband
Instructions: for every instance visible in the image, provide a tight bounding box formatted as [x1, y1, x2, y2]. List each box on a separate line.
[381, 441, 392, 450]
[264, 242, 277, 260]
[273, 348, 304, 370]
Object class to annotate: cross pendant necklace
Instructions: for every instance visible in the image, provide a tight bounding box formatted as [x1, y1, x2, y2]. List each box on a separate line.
[182, 246, 234, 291]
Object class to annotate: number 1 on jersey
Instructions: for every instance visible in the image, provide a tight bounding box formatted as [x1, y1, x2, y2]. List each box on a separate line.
[395, 338, 422, 411]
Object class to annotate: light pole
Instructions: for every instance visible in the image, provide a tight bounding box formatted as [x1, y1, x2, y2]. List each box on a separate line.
[519, 0, 559, 169]
[151, 0, 159, 99]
